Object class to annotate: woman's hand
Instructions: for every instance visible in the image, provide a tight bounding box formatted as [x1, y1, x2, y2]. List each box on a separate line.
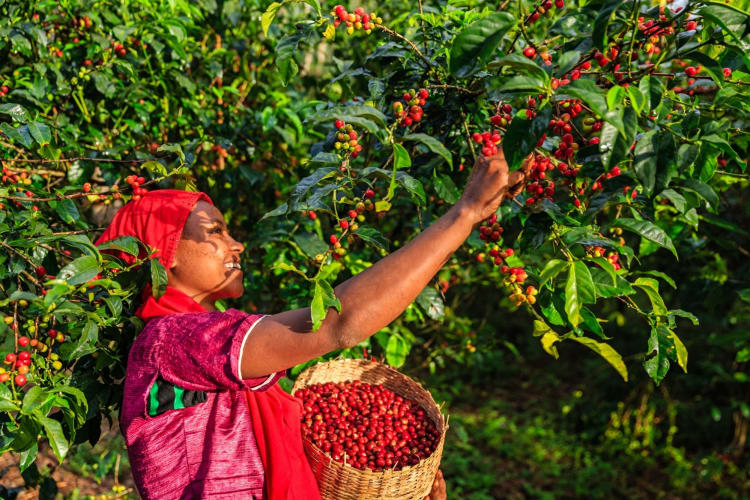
[457, 149, 530, 225]
[423, 469, 446, 500]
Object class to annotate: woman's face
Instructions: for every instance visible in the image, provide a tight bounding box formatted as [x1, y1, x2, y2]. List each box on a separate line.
[167, 201, 245, 309]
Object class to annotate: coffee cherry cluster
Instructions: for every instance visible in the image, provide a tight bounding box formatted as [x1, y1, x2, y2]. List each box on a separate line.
[478, 213, 503, 243]
[472, 130, 502, 157]
[490, 103, 513, 128]
[586, 245, 621, 271]
[527, 0, 565, 24]
[393, 88, 429, 127]
[332, 5, 381, 35]
[112, 41, 127, 58]
[333, 120, 364, 159]
[553, 133, 579, 160]
[524, 155, 557, 204]
[297, 380, 440, 471]
[0, 84, 10, 98]
[510, 285, 538, 307]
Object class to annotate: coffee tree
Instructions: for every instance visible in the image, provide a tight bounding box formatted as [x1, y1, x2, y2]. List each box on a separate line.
[0, 0, 749, 493]
[260, 0, 748, 382]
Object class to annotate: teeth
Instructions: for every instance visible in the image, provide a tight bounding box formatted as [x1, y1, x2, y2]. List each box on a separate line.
[224, 263, 241, 269]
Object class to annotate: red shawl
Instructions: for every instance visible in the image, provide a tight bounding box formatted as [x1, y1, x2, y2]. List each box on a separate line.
[96, 189, 320, 500]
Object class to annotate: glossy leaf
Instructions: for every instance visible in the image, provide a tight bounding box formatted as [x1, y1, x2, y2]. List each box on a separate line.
[569, 336, 628, 381]
[449, 13, 516, 77]
[612, 218, 677, 258]
[311, 278, 341, 331]
[403, 133, 453, 168]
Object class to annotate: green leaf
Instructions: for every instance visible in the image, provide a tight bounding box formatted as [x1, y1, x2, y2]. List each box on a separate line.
[626, 85, 646, 115]
[540, 330, 561, 359]
[57, 255, 99, 285]
[311, 279, 341, 331]
[293, 232, 328, 258]
[739, 288, 750, 304]
[385, 333, 411, 368]
[38, 416, 69, 462]
[415, 286, 444, 321]
[607, 86, 626, 109]
[50, 199, 80, 225]
[612, 218, 677, 258]
[396, 172, 426, 206]
[699, 2, 750, 44]
[666, 327, 688, 373]
[433, 173, 460, 204]
[18, 442, 37, 473]
[355, 227, 389, 251]
[637, 270, 676, 289]
[569, 336, 628, 381]
[97, 236, 141, 258]
[492, 75, 547, 93]
[592, 0, 626, 49]
[157, 143, 185, 163]
[22, 386, 53, 414]
[682, 179, 719, 209]
[308, 105, 387, 128]
[293, 167, 338, 200]
[27, 122, 52, 146]
[403, 133, 453, 168]
[392, 143, 411, 170]
[150, 259, 167, 298]
[579, 307, 605, 339]
[0, 123, 34, 148]
[0, 103, 30, 123]
[600, 107, 637, 169]
[262, 2, 284, 36]
[449, 12, 516, 77]
[538, 259, 569, 288]
[488, 54, 550, 84]
[503, 105, 552, 170]
[633, 130, 657, 195]
[60, 321, 98, 361]
[591, 257, 617, 285]
[562, 79, 608, 118]
[644, 325, 671, 384]
[633, 277, 668, 316]
[564, 261, 596, 327]
[659, 188, 687, 213]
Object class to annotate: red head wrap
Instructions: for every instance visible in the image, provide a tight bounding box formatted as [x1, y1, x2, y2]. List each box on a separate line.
[95, 189, 213, 321]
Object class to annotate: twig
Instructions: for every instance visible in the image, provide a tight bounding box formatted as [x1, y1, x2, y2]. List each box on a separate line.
[45, 228, 105, 236]
[3, 165, 66, 177]
[461, 113, 476, 162]
[426, 84, 483, 95]
[1, 156, 157, 164]
[374, 24, 431, 68]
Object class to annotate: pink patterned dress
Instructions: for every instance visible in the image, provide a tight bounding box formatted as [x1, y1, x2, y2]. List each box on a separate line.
[120, 309, 284, 499]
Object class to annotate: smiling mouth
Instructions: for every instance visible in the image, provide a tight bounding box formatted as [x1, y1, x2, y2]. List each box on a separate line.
[224, 262, 242, 271]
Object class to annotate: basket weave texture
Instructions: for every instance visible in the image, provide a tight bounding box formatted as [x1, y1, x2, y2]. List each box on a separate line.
[291, 358, 448, 500]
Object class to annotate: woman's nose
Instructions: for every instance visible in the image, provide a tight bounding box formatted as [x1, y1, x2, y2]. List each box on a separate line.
[229, 235, 245, 254]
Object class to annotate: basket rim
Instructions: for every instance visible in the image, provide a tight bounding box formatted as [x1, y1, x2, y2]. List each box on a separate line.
[291, 357, 449, 477]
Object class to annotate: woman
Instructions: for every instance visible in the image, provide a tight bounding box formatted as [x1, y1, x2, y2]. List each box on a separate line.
[95, 150, 525, 499]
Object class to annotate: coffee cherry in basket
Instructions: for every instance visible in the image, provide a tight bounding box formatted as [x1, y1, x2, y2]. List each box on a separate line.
[296, 380, 440, 472]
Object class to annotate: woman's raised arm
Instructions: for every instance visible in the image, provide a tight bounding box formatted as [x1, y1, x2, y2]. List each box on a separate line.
[240, 150, 526, 379]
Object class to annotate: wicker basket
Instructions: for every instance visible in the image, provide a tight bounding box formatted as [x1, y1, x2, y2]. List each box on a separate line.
[291, 358, 448, 500]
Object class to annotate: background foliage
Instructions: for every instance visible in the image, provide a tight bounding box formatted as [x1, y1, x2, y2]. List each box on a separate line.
[0, 0, 749, 497]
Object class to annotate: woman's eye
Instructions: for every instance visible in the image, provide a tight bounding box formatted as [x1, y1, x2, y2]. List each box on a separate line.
[210, 227, 223, 234]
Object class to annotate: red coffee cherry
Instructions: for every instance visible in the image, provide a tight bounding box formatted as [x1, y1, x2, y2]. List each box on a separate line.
[523, 47, 536, 59]
[18, 336, 29, 347]
[14, 374, 26, 386]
